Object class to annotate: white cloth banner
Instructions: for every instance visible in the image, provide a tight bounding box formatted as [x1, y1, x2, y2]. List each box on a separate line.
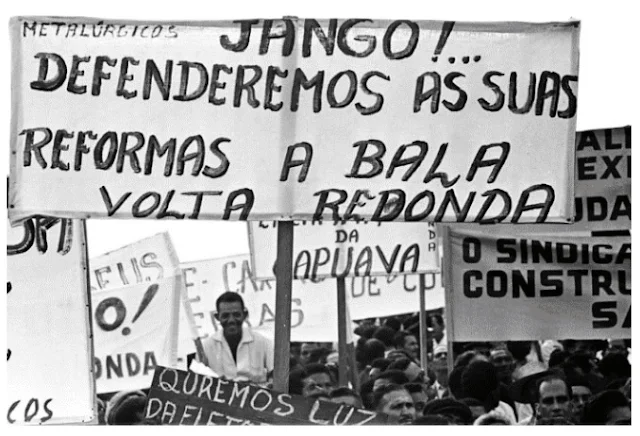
[182, 254, 344, 342]
[446, 227, 631, 341]
[92, 276, 181, 393]
[10, 18, 578, 223]
[7, 217, 95, 424]
[89, 232, 195, 374]
[249, 221, 439, 280]
[348, 272, 444, 320]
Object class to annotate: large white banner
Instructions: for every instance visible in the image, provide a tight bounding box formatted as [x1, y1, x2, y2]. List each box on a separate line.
[446, 228, 631, 341]
[89, 232, 195, 373]
[92, 276, 181, 394]
[10, 18, 578, 223]
[182, 254, 342, 342]
[348, 272, 444, 320]
[249, 220, 439, 280]
[7, 217, 95, 424]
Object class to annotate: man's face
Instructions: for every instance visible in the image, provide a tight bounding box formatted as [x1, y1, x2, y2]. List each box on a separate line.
[302, 372, 333, 398]
[404, 362, 425, 383]
[570, 385, 591, 421]
[300, 343, 318, 365]
[330, 395, 362, 408]
[378, 390, 416, 424]
[409, 391, 428, 417]
[217, 301, 246, 337]
[536, 379, 573, 423]
[403, 335, 419, 360]
[490, 349, 515, 384]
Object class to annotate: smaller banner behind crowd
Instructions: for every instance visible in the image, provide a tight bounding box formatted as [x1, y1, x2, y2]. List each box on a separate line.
[145, 366, 390, 425]
[181, 254, 342, 343]
[92, 276, 181, 394]
[249, 221, 439, 280]
[446, 228, 631, 341]
[89, 232, 193, 393]
[7, 217, 95, 424]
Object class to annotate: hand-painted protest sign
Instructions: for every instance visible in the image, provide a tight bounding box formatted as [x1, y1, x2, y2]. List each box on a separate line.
[7, 217, 95, 424]
[92, 276, 181, 393]
[445, 228, 631, 341]
[145, 366, 390, 425]
[90, 232, 196, 370]
[182, 254, 345, 342]
[10, 18, 578, 223]
[249, 220, 439, 280]
[348, 272, 444, 320]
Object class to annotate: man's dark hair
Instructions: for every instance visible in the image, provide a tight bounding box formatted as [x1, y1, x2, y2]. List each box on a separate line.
[461, 361, 499, 408]
[598, 353, 631, 380]
[581, 390, 630, 424]
[548, 349, 569, 368]
[372, 383, 408, 410]
[374, 370, 410, 386]
[447, 366, 465, 399]
[413, 414, 451, 425]
[422, 398, 474, 425]
[453, 350, 480, 369]
[403, 382, 426, 394]
[506, 341, 532, 361]
[359, 379, 376, 410]
[534, 374, 570, 404]
[370, 358, 392, 371]
[383, 317, 402, 332]
[288, 363, 332, 395]
[359, 339, 386, 366]
[393, 331, 415, 349]
[329, 387, 361, 401]
[110, 396, 147, 425]
[373, 326, 397, 348]
[215, 291, 245, 312]
[354, 324, 377, 340]
[387, 357, 412, 372]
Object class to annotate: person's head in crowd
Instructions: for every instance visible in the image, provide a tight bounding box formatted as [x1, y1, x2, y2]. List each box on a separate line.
[383, 317, 402, 332]
[412, 414, 452, 425]
[599, 352, 631, 383]
[372, 370, 410, 392]
[361, 339, 386, 366]
[105, 390, 147, 425]
[96, 398, 106, 425]
[404, 383, 428, 417]
[373, 326, 397, 351]
[354, 323, 378, 340]
[548, 349, 569, 368]
[506, 341, 532, 364]
[387, 358, 425, 384]
[447, 366, 466, 399]
[433, 344, 447, 362]
[300, 342, 320, 365]
[367, 357, 392, 380]
[606, 339, 629, 358]
[214, 292, 247, 340]
[490, 347, 516, 385]
[307, 347, 330, 365]
[567, 376, 592, 423]
[561, 339, 593, 358]
[393, 331, 419, 361]
[459, 397, 486, 422]
[360, 379, 376, 410]
[454, 350, 488, 370]
[386, 348, 414, 363]
[288, 363, 335, 398]
[535, 374, 573, 424]
[328, 387, 362, 408]
[473, 410, 512, 425]
[422, 398, 474, 425]
[462, 342, 492, 359]
[461, 361, 500, 412]
[372, 384, 416, 424]
[581, 390, 631, 425]
[427, 314, 445, 342]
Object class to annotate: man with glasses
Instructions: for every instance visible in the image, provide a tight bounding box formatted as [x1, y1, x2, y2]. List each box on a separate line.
[200, 292, 273, 384]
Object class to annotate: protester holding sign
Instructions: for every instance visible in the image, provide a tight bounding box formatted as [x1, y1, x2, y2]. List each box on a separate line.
[198, 292, 274, 384]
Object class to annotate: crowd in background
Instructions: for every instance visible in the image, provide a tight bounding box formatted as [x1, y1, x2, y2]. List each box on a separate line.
[96, 311, 631, 425]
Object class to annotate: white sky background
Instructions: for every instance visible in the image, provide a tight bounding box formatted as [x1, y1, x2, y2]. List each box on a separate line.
[1, 0, 637, 262]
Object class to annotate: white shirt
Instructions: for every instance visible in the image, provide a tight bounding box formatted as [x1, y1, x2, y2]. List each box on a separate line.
[201, 326, 274, 384]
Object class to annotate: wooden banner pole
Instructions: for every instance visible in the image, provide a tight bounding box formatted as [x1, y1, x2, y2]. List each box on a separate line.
[419, 274, 428, 370]
[273, 221, 294, 393]
[336, 277, 349, 387]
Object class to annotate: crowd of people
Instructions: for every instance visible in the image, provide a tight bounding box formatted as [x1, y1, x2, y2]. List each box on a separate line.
[96, 293, 631, 425]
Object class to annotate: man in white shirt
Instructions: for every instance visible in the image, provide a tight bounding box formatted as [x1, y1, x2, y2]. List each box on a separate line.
[200, 292, 273, 384]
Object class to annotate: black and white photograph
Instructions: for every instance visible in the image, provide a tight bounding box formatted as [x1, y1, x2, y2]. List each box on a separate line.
[2, 0, 635, 427]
